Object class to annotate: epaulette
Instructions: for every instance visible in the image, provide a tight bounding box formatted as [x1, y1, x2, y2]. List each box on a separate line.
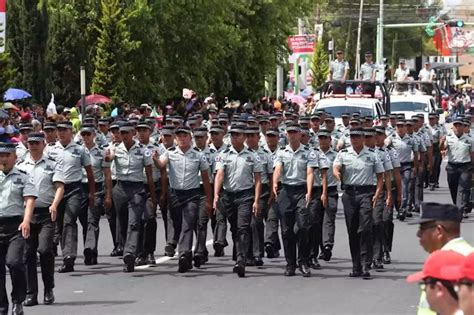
[47, 156, 56, 162]
[98, 144, 106, 150]
[138, 143, 144, 148]
[248, 148, 254, 152]
[17, 169, 27, 175]
[48, 142, 55, 146]
[303, 145, 310, 150]
[261, 148, 269, 154]
[386, 143, 394, 150]
[209, 148, 216, 153]
[368, 148, 375, 152]
[341, 149, 348, 152]
[168, 147, 176, 151]
[223, 148, 230, 153]
[193, 147, 200, 151]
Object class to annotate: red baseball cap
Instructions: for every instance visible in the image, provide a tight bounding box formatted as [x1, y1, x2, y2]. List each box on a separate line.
[441, 252, 474, 281]
[407, 250, 466, 283]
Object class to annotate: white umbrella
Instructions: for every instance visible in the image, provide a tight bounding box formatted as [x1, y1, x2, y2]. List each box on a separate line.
[454, 79, 465, 85]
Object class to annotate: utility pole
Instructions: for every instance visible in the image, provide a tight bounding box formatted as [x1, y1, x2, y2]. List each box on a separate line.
[354, 0, 364, 79]
[377, 0, 383, 65]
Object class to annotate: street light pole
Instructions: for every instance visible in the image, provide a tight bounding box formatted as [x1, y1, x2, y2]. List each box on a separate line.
[80, 66, 86, 121]
[354, 0, 364, 80]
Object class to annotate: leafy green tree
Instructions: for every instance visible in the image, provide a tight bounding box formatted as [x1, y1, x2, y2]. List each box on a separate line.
[0, 53, 18, 93]
[91, 0, 140, 99]
[311, 40, 329, 89]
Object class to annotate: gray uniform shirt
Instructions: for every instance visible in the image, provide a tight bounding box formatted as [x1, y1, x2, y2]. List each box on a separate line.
[17, 154, 65, 208]
[161, 147, 209, 190]
[16, 142, 28, 161]
[275, 144, 310, 186]
[360, 62, 376, 80]
[215, 146, 263, 192]
[0, 167, 37, 217]
[252, 147, 273, 185]
[141, 142, 163, 183]
[82, 145, 111, 183]
[389, 133, 418, 163]
[113, 140, 152, 182]
[307, 148, 330, 187]
[330, 59, 350, 80]
[334, 146, 384, 186]
[446, 133, 474, 164]
[49, 141, 91, 184]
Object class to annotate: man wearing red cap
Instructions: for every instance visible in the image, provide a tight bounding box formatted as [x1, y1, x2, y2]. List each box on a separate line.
[410, 202, 474, 315]
[442, 252, 474, 315]
[407, 250, 465, 315]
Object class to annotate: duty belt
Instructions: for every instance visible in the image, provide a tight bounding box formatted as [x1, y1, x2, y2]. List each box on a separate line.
[344, 185, 375, 193]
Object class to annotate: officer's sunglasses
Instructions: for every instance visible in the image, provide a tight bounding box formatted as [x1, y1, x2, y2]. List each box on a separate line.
[418, 278, 438, 291]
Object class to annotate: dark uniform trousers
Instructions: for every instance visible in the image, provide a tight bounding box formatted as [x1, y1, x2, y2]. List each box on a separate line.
[107, 180, 118, 250]
[195, 185, 212, 258]
[446, 162, 472, 215]
[217, 189, 254, 263]
[342, 185, 375, 272]
[372, 190, 387, 262]
[385, 183, 397, 254]
[278, 184, 310, 268]
[167, 188, 201, 258]
[430, 143, 442, 188]
[79, 182, 105, 255]
[248, 184, 270, 259]
[409, 160, 424, 211]
[400, 162, 413, 211]
[308, 186, 338, 259]
[137, 183, 159, 258]
[264, 184, 281, 252]
[55, 181, 84, 260]
[0, 217, 26, 313]
[24, 208, 55, 297]
[213, 206, 229, 249]
[112, 181, 147, 257]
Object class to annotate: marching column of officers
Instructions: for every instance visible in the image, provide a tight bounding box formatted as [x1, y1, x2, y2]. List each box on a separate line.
[0, 109, 473, 314]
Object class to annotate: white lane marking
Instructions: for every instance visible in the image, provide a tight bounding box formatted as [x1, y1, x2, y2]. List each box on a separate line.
[135, 239, 214, 269]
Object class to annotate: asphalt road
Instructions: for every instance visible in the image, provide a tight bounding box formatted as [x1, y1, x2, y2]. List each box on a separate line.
[19, 163, 474, 315]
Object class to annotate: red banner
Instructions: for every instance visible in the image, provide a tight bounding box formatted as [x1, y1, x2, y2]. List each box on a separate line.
[288, 35, 316, 54]
[0, 0, 5, 13]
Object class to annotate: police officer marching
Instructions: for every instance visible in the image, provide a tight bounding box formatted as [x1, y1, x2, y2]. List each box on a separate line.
[273, 123, 312, 277]
[79, 124, 113, 266]
[387, 120, 419, 220]
[17, 133, 65, 307]
[245, 125, 274, 267]
[333, 126, 384, 279]
[135, 122, 167, 266]
[49, 121, 96, 273]
[313, 128, 339, 262]
[0, 142, 37, 315]
[306, 129, 329, 270]
[109, 122, 157, 272]
[155, 126, 212, 272]
[440, 117, 474, 219]
[214, 123, 262, 277]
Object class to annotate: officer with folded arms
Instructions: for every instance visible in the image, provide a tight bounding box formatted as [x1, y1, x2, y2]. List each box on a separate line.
[155, 126, 212, 273]
[214, 123, 262, 277]
[17, 133, 64, 307]
[0, 142, 37, 315]
[333, 126, 384, 279]
[273, 123, 312, 277]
